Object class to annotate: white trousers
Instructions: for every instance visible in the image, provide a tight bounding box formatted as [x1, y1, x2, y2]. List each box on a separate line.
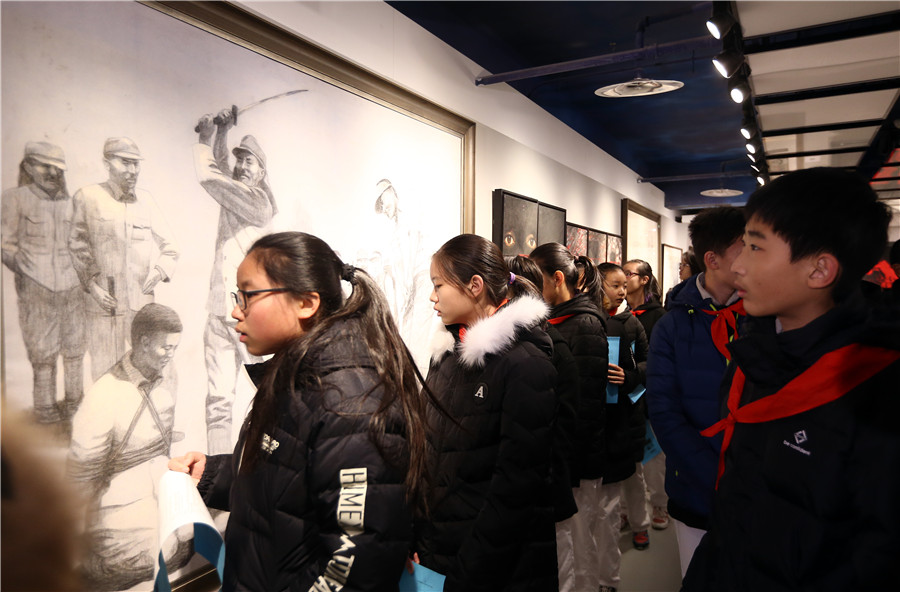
[620, 463, 651, 532]
[674, 518, 706, 577]
[644, 452, 668, 508]
[570, 478, 623, 590]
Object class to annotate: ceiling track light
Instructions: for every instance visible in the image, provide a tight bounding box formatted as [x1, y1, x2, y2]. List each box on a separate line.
[729, 77, 751, 104]
[712, 49, 744, 79]
[706, 2, 736, 40]
[747, 152, 756, 163]
[740, 120, 758, 140]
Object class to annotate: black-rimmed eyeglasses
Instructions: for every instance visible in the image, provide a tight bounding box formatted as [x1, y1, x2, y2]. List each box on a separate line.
[231, 288, 291, 311]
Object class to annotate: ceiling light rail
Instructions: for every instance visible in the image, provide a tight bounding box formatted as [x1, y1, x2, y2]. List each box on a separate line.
[474, 36, 720, 86]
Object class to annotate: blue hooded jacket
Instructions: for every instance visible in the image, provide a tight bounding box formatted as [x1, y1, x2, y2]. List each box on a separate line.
[646, 275, 743, 528]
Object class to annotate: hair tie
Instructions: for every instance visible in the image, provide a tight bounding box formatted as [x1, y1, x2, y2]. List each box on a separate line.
[509, 272, 516, 285]
[341, 263, 356, 283]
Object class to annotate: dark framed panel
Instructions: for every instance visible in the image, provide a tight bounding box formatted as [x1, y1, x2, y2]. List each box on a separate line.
[606, 233, 623, 265]
[662, 243, 684, 297]
[492, 189, 566, 256]
[566, 222, 610, 263]
[621, 198, 661, 275]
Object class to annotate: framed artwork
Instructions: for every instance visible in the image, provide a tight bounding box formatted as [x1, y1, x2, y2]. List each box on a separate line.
[662, 244, 684, 297]
[566, 222, 610, 263]
[566, 224, 588, 257]
[492, 189, 566, 256]
[606, 233, 623, 265]
[1, 2, 473, 590]
[621, 198, 661, 276]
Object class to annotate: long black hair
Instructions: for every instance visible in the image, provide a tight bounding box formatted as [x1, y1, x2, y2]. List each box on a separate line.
[432, 234, 540, 303]
[240, 232, 430, 508]
[529, 242, 603, 305]
[624, 259, 662, 304]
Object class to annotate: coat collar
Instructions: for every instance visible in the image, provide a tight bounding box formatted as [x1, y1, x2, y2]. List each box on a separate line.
[430, 294, 549, 369]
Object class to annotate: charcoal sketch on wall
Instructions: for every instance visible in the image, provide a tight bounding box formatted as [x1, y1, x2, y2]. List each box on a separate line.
[1, 2, 470, 589]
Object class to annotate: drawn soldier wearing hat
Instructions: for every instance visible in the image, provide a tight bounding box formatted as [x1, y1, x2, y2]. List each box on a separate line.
[69, 137, 179, 380]
[2, 141, 86, 428]
[194, 108, 277, 454]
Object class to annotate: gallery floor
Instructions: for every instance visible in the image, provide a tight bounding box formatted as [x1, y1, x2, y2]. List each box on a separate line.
[618, 521, 683, 592]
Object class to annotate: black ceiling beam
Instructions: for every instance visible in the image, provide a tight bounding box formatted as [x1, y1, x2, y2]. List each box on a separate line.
[857, 94, 900, 179]
[743, 11, 900, 54]
[762, 119, 884, 137]
[768, 146, 865, 159]
[755, 77, 900, 105]
[474, 35, 720, 86]
[871, 176, 900, 182]
[637, 170, 755, 184]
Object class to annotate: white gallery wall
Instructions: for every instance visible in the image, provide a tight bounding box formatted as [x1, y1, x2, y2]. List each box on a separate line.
[241, 1, 690, 249]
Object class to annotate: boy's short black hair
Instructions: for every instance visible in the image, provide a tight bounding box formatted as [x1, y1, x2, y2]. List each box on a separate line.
[744, 167, 891, 302]
[688, 206, 746, 272]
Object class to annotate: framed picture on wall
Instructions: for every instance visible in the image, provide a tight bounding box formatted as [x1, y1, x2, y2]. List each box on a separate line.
[1, 2, 474, 590]
[566, 223, 588, 257]
[566, 222, 611, 263]
[606, 233, 623, 265]
[492, 189, 566, 256]
[662, 243, 684, 297]
[621, 198, 661, 276]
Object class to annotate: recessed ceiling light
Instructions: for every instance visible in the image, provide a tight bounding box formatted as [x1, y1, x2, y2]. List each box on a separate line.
[595, 78, 684, 98]
[700, 188, 743, 197]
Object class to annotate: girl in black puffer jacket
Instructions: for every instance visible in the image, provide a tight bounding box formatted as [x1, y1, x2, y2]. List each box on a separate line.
[415, 235, 558, 592]
[530, 242, 609, 592]
[169, 232, 432, 592]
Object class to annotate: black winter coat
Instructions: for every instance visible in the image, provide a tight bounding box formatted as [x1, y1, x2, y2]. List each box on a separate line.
[603, 305, 649, 483]
[198, 318, 412, 592]
[683, 294, 900, 592]
[632, 298, 665, 340]
[548, 293, 609, 480]
[546, 324, 579, 518]
[416, 296, 559, 592]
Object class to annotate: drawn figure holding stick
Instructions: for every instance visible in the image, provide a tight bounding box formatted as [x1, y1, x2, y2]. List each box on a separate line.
[1, 141, 86, 430]
[69, 137, 179, 380]
[194, 107, 277, 454]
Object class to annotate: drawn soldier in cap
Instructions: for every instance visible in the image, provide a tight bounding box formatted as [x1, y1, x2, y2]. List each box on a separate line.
[69, 137, 179, 380]
[193, 108, 277, 454]
[2, 141, 86, 428]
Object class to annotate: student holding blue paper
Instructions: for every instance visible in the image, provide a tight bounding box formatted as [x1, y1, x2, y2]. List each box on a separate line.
[415, 235, 559, 592]
[168, 232, 432, 592]
[593, 262, 650, 589]
[529, 242, 609, 592]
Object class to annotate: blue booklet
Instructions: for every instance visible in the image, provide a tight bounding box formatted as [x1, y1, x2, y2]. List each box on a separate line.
[399, 562, 446, 591]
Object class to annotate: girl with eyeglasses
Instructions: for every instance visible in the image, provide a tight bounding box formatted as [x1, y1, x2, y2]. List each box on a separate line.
[168, 231, 432, 591]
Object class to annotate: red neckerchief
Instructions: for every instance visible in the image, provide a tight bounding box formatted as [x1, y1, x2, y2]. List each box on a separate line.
[458, 299, 510, 342]
[702, 300, 746, 360]
[702, 343, 900, 488]
[632, 309, 648, 316]
[548, 313, 575, 325]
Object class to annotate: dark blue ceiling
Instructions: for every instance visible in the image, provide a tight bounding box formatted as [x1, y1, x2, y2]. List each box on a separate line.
[389, 1, 759, 210]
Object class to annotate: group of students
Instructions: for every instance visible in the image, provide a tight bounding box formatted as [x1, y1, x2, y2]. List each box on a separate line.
[166, 166, 900, 592]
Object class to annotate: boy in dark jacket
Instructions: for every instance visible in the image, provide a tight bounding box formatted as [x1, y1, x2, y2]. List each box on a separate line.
[646, 206, 746, 575]
[683, 168, 900, 591]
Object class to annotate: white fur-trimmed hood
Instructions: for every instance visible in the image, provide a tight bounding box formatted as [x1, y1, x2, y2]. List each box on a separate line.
[429, 295, 550, 369]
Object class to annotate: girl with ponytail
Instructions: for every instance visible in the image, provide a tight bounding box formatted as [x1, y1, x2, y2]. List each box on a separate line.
[623, 259, 666, 338]
[169, 231, 430, 592]
[528, 242, 610, 592]
[414, 234, 559, 592]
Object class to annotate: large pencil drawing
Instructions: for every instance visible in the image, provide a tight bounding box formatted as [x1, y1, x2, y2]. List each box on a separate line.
[1, 2, 467, 589]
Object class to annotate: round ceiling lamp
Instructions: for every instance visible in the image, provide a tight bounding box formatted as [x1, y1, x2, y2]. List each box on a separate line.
[700, 188, 743, 197]
[595, 77, 684, 98]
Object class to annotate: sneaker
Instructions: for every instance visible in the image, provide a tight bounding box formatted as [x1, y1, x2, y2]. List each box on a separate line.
[599, 586, 617, 592]
[632, 529, 649, 550]
[652, 506, 670, 530]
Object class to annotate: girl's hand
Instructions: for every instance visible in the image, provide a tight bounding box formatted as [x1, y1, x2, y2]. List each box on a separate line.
[405, 552, 421, 574]
[168, 451, 207, 486]
[608, 363, 625, 385]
